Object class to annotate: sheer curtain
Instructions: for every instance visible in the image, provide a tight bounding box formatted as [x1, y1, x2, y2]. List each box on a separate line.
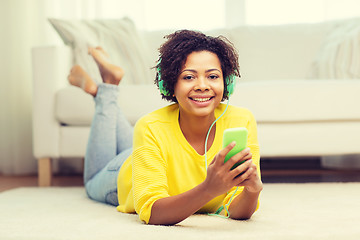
[0, 0, 235, 175]
[0, 0, 48, 175]
[0, 0, 120, 175]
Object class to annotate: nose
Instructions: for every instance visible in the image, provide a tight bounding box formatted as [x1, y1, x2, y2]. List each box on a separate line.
[194, 77, 210, 92]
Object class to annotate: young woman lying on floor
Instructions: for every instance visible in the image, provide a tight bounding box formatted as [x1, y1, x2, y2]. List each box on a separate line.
[68, 30, 263, 225]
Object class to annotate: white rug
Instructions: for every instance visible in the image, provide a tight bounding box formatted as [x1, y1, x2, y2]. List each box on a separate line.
[0, 183, 359, 240]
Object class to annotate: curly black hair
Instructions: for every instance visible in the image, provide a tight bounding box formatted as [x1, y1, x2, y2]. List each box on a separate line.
[155, 29, 240, 102]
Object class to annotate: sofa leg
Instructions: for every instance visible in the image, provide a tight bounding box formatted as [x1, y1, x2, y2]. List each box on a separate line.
[81, 157, 85, 173]
[38, 158, 52, 187]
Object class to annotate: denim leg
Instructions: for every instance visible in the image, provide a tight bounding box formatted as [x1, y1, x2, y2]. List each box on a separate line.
[83, 83, 134, 205]
[83, 83, 133, 183]
[84, 83, 119, 183]
[116, 105, 133, 153]
[85, 148, 132, 206]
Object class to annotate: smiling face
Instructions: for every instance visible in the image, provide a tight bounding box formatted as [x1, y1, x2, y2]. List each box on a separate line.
[174, 51, 224, 120]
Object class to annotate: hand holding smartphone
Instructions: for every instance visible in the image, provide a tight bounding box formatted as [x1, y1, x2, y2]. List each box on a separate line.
[222, 127, 248, 170]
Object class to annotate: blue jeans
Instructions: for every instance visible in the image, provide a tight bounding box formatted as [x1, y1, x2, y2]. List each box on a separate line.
[84, 83, 133, 206]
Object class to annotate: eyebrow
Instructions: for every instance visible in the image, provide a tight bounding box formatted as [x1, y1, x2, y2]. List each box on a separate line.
[181, 68, 222, 74]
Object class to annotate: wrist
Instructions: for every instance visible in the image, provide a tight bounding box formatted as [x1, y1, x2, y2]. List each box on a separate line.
[199, 181, 217, 200]
[244, 183, 263, 195]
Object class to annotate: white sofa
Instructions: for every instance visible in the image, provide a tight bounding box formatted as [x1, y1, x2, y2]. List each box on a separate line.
[32, 18, 360, 186]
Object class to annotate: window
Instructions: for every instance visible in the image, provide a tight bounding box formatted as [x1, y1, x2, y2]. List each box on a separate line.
[245, 0, 360, 25]
[93, 0, 226, 31]
[44, 0, 360, 31]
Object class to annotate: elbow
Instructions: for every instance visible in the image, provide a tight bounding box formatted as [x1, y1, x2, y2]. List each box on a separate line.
[229, 206, 257, 220]
[230, 212, 254, 221]
[148, 217, 181, 226]
[148, 210, 184, 226]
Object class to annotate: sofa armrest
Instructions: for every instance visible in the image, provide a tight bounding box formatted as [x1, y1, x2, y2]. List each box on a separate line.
[31, 45, 72, 159]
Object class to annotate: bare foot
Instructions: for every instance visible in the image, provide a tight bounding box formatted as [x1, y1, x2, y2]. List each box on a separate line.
[68, 65, 98, 97]
[88, 46, 124, 85]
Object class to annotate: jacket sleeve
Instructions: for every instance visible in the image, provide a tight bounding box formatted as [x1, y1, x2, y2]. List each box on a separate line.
[131, 119, 170, 224]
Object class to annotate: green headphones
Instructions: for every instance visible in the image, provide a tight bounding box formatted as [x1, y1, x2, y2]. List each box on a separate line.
[157, 60, 236, 97]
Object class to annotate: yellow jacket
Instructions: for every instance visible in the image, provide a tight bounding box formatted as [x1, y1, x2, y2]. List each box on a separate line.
[116, 103, 260, 223]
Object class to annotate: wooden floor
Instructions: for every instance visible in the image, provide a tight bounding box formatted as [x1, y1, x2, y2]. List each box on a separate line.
[262, 168, 360, 183]
[260, 157, 360, 183]
[0, 175, 84, 193]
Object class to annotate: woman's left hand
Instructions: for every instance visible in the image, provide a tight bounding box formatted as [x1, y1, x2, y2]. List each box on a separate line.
[232, 159, 263, 193]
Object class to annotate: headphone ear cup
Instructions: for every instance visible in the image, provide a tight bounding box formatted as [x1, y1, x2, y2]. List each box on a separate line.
[226, 75, 236, 97]
[157, 59, 170, 97]
[158, 79, 170, 96]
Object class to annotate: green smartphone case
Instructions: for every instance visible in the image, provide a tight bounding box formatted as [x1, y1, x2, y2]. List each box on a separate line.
[222, 127, 248, 169]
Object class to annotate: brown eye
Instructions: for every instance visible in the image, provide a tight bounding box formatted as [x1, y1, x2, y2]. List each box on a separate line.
[209, 75, 219, 80]
[183, 75, 194, 80]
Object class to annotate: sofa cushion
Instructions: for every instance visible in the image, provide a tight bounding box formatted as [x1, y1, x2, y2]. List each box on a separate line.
[55, 85, 169, 126]
[232, 80, 360, 122]
[49, 18, 153, 85]
[308, 18, 360, 79]
[229, 23, 331, 81]
[56, 80, 360, 126]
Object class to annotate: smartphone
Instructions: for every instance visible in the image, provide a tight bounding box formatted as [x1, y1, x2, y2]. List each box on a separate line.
[222, 127, 248, 170]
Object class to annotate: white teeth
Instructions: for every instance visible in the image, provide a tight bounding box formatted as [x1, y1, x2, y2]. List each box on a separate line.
[192, 97, 211, 102]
